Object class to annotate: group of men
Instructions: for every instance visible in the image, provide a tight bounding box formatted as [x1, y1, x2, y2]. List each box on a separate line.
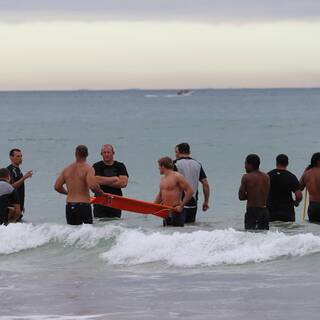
[239, 152, 320, 230]
[0, 149, 32, 225]
[2, 144, 320, 230]
[53, 143, 210, 227]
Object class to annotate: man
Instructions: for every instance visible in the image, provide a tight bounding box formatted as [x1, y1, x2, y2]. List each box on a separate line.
[267, 154, 302, 222]
[155, 156, 193, 227]
[0, 168, 21, 225]
[239, 154, 270, 230]
[93, 144, 129, 218]
[54, 145, 103, 225]
[174, 143, 210, 223]
[300, 152, 320, 223]
[7, 149, 32, 219]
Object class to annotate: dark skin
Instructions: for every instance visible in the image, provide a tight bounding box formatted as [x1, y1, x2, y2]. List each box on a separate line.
[239, 163, 270, 208]
[300, 164, 320, 202]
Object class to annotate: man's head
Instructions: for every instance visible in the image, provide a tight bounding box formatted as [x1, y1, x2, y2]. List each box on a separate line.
[101, 144, 114, 164]
[75, 145, 88, 160]
[276, 154, 289, 168]
[245, 154, 260, 173]
[0, 168, 10, 182]
[309, 152, 320, 169]
[9, 149, 22, 166]
[158, 157, 174, 175]
[175, 142, 190, 159]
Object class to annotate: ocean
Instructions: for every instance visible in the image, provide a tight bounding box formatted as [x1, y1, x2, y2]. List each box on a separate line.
[0, 89, 320, 319]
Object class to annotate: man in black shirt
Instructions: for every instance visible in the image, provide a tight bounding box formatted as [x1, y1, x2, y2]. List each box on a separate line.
[7, 149, 32, 219]
[267, 154, 302, 222]
[93, 144, 129, 218]
[0, 168, 21, 225]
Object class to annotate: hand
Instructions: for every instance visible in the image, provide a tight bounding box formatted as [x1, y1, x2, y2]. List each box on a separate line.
[202, 202, 209, 211]
[173, 204, 183, 213]
[24, 170, 33, 179]
[294, 200, 300, 207]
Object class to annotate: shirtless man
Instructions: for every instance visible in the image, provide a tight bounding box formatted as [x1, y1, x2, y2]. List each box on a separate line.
[300, 152, 320, 223]
[54, 145, 103, 225]
[155, 157, 193, 227]
[239, 154, 270, 230]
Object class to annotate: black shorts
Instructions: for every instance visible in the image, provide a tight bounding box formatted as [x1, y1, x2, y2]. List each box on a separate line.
[93, 204, 121, 218]
[269, 208, 295, 222]
[0, 208, 9, 225]
[245, 207, 269, 230]
[66, 203, 92, 225]
[184, 206, 198, 223]
[308, 202, 320, 223]
[163, 210, 186, 227]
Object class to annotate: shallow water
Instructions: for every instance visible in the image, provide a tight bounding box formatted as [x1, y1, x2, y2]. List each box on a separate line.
[0, 89, 320, 319]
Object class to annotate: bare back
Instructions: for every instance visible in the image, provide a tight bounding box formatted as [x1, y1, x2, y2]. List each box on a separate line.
[63, 162, 92, 203]
[239, 171, 270, 208]
[301, 168, 320, 202]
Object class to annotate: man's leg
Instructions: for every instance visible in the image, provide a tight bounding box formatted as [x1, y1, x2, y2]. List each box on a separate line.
[184, 207, 198, 223]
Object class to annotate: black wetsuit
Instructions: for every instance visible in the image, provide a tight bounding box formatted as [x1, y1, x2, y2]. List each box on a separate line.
[65, 203, 92, 225]
[245, 207, 269, 230]
[7, 164, 25, 211]
[0, 179, 20, 225]
[267, 169, 300, 222]
[308, 202, 320, 223]
[173, 157, 207, 223]
[93, 161, 129, 218]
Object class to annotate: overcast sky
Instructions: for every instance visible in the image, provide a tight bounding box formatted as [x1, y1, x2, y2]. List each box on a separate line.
[0, 1, 319, 90]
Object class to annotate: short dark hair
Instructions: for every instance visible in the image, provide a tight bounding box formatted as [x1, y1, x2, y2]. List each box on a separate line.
[0, 168, 10, 179]
[276, 154, 288, 167]
[308, 152, 320, 170]
[246, 154, 260, 170]
[9, 149, 21, 157]
[75, 145, 88, 158]
[158, 157, 174, 170]
[176, 143, 190, 154]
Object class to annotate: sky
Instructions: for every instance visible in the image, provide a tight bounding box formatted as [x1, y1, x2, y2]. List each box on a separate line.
[0, 1, 319, 90]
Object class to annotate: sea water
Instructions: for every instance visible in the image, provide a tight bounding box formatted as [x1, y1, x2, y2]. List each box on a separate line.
[0, 89, 320, 319]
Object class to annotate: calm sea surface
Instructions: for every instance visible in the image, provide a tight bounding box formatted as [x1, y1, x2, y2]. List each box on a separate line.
[0, 89, 320, 319]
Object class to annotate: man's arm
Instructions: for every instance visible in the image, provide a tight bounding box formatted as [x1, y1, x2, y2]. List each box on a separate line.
[109, 175, 128, 188]
[294, 190, 303, 207]
[175, 175, 193, 212]
[238, 175, 247, 201]
[11, 170, 33, 189]
[96, 176, 120, 186]
[54, 170, 68, 195]
[154, 191, 162, 204]
[200, 178, 210, 211]
[87, 167, 104, 196]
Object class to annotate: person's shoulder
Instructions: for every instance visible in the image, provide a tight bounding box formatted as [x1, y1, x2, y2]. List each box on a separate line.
[6, 164, 13, 170]
[114, 161, 127, 168]
[93, 160, 103, 167]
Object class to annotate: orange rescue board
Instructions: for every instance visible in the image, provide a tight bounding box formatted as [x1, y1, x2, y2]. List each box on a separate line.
[90, 193, 174, 218]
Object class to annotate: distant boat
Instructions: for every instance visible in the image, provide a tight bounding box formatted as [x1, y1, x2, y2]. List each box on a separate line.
[176, 90, 194, 96]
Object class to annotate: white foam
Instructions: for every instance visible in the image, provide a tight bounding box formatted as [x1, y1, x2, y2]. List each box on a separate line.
[101, 228, 320, 267]
[0, 223, 122, 254]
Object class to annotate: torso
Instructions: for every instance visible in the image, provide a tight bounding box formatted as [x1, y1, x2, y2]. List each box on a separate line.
[7, 164, 25, 209]
[63, 162, 91, 203]
[160, 172, 183, 207]
[303, 168, 320, 202]
[244, 171, 270, 208]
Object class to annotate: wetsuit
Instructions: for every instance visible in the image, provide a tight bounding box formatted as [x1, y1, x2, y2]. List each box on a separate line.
[93, 161, 128, 218]
[0, 179, 20, 225]
[65, 203, 92, 225]
[308, 202, 320, 223]
[174, 157, 207, 223]
[245, 207, 269, 230]
[7, 164, 25, 211]
[267, 169, 300, 222]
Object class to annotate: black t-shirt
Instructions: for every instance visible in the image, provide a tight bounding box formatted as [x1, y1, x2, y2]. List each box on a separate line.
[93, 161, 128, 196]
[7, 164, 25, 210]
[0, 180, 20, 224]
[267, 169, 300, 212]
